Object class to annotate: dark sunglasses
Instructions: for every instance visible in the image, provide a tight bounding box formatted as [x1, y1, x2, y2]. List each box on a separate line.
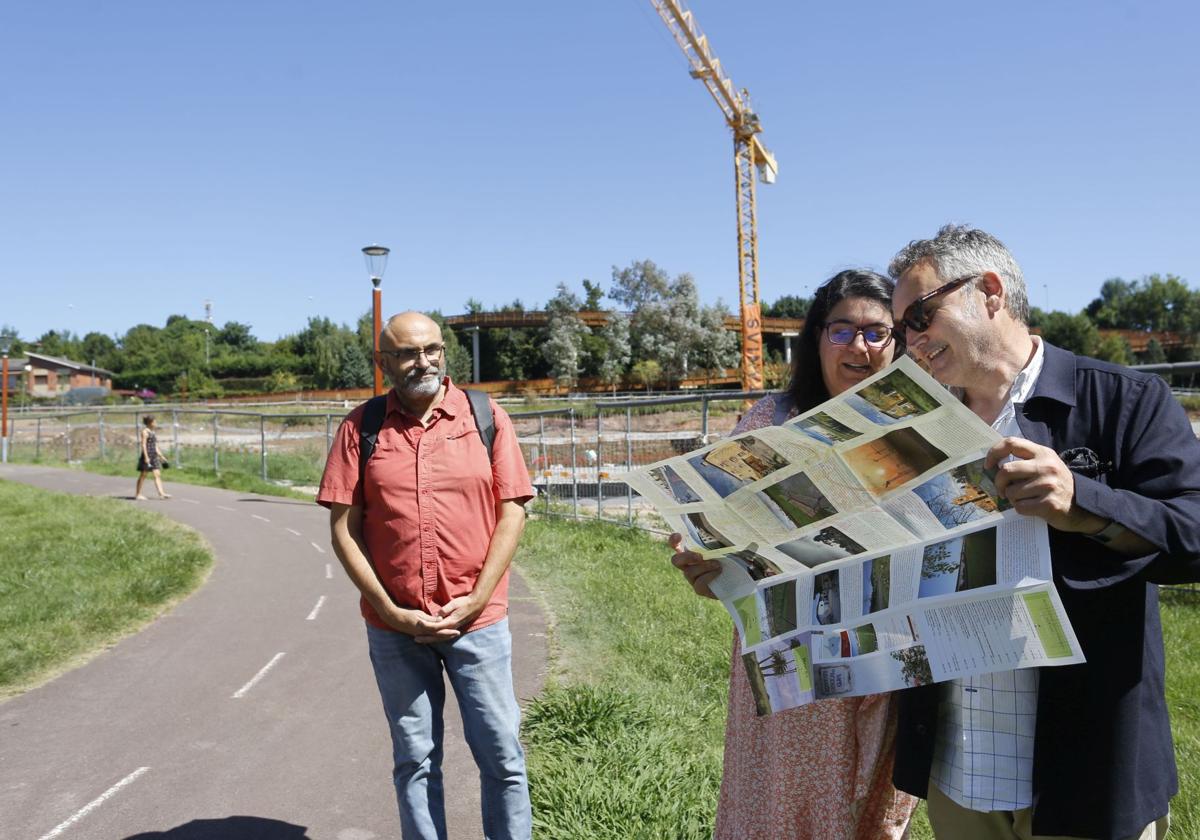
[823, 321, 894, 348]
[898, 274, 979, 333]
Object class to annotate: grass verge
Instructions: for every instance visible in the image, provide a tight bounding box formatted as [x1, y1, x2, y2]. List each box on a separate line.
[515, 518, 729, 839]
[0, 479, 213, 696]
[515, 517, 1200, 839]
[13, 453, 316, 502]
[1163, 591, 1200, 838]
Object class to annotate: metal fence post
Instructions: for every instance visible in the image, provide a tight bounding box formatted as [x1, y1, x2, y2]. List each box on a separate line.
[538, 416, 547, 516]
[569, 408, 578, 520]
[172, 409, 180, 466]
[626, 405, 634, 526]
[260, 414, 267, 481]
[36, 418, 41, 459]
[701, 394, 710, 442]
[595, 408, 603, 520]
[98, 412, 106, 461]
[212, 412, 220, 474]
[65, 416, 72, 462]
[325, 414, 333, 452]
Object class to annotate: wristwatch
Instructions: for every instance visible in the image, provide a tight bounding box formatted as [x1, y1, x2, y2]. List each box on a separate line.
[1086, 520, 1126, 545]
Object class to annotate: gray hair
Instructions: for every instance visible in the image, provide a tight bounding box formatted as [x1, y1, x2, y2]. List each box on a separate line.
[888, 224, 1030, 324]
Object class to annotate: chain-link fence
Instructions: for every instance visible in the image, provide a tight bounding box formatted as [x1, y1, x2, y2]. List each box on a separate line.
[3, 408, 338, 489]
[2, 394, 767, 531]
[513, 393, 763, 530]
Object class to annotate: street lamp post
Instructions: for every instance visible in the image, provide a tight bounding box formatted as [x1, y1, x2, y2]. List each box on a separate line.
[0, 332, 14, 464]
[362, 244, 391, 396]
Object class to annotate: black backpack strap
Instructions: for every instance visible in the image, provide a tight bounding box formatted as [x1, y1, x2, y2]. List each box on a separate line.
[463, 389, 495, 462]
[357, 394, 389, 488]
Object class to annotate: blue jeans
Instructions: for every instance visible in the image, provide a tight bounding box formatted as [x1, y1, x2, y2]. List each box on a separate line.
[366, 618, 531, 840]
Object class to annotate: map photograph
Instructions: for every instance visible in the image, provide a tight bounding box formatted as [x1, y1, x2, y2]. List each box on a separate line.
[844, 369, 941, 426]
[843, 428, 948, 495]
[647, 464, 702, 504]
[686, 435, 789, 497]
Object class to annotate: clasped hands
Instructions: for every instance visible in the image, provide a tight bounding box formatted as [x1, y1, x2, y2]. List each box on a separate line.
[382, 593, 487, 644]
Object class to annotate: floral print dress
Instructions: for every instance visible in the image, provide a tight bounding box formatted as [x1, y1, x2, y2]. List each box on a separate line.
[714, 393, 918, 840]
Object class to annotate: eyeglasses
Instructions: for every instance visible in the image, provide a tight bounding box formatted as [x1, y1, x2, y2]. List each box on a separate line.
[823, 321, 894, 349]
[898, 274, 979, 333]
[378, 343, 445, 364]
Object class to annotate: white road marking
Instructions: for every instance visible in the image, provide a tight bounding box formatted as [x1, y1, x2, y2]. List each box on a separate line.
[306, 596, 327, 621]
[217, 505, 236, 512]
[310, 541, 325, 554]
[251, 514, 270, 523]
[232, 653, 286, 699]
[37, 766, 150, 840]
[325, 564, 333, 579]
[177, 498, 199, 505]
[285, 527, 302, 536]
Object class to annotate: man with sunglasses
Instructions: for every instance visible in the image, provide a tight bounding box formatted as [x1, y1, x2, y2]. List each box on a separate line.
[319, 311, 534, 839]
[887, 225, 1200, 840]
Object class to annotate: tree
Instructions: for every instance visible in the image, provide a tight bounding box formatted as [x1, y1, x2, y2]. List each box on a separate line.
[34, 329, 81, 359]
[630, 359, 661, 392]
[693, 300, 739, 384]
[890, 646, 933, 686]
[542, 283, 591, 391]
[920, 543, 957, 578]
[609, 260, 670, 310]
[337, 341, 373, 388]
[1037, 311, 1099, 357]
[267, 370, 300, 392]
[80, 332, 118, 369]
[1093, 333, 1133, 366]
[611, 260, 740, 387]
[356, 310, 375, 357]
[215, 321, 258, 352]
[631, 272, 707, 385]
[1086, 278, 1138, 328]
[581, 279, 605, 310]
[426, 311, 471, 384]
[1086, 274, 1200, 333]
[762, 294, 812, 319]
[312, 334, 343, 389]
[0, 325, 25, 357]
[596, 313, 631, 393]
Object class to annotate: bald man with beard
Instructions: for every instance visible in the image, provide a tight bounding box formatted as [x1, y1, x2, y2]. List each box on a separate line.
[319, 312, 534, 840]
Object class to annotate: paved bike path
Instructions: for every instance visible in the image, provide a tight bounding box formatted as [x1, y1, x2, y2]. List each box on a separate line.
[0, 465, 549, 840]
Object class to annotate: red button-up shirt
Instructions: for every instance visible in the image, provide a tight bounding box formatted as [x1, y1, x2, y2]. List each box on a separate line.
[318, 380, 533, 631]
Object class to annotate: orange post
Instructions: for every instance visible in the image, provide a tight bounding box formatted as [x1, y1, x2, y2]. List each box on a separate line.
[373, 284, 383, 396]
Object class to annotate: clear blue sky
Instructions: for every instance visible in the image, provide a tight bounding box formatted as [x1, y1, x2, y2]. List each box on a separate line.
[3, 1, 1197, 342]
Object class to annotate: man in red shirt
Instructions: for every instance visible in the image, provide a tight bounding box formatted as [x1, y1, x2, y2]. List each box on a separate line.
[319, 311, 534, 840]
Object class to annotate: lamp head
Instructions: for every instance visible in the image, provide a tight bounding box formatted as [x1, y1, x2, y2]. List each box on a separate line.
[362, 245, 390, 285]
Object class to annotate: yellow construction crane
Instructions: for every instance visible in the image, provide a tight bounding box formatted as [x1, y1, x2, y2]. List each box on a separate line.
[650, 0, 778, 391]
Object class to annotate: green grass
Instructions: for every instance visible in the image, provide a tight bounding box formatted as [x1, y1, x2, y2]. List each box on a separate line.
[516, 518, 729, 839]
[515, 517, 938, 837]
[1163, 590, 1200, 839]
[515, 517, 1200, 839]
[0, 479, 213, 695]
[12, 451, 316, 502]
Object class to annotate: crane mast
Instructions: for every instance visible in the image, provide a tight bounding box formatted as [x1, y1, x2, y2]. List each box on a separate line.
[650, 0, 778, 391]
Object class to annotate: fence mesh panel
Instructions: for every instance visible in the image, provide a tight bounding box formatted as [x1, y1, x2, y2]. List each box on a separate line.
[6, 396, 759, 530]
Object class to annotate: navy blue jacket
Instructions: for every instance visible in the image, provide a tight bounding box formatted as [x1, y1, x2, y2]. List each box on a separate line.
[894, 342, 1200, 839]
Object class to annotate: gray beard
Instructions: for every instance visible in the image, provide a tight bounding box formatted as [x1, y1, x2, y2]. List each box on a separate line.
[398, 365, 443, 399]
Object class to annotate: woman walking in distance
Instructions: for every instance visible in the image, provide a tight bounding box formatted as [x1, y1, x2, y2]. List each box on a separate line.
[671, 270, 918, 839]
[135, 415, 170, 500]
